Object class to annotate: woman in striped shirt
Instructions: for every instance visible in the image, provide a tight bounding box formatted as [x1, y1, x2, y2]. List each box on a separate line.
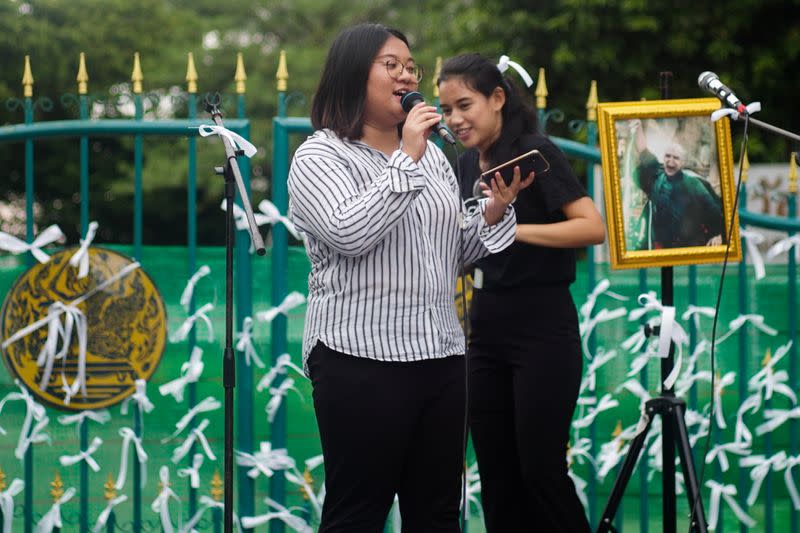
[288, 23, 531, 533]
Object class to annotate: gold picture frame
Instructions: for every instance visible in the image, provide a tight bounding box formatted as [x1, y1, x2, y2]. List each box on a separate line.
[597, 97, 741, 269]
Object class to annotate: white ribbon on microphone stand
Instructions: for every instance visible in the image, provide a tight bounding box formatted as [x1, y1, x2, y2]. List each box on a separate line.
[710, 101, 762, 122]
[196, 125, 257, 158]
[68, 221, 99, 278]
[0, 224, 64, 263]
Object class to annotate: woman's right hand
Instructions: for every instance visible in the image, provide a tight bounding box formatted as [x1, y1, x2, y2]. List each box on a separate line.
[401, 102, 444, 162]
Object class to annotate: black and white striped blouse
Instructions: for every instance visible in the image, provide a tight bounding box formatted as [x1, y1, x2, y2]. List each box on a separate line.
[288, 129, 517, 370]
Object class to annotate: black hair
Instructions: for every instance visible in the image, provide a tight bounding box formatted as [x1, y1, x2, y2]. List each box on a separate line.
[437, 53, 539, 167]
[311, 23, 409, 140]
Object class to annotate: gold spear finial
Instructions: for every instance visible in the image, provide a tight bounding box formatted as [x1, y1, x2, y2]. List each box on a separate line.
[586, 80, 598, 121]
[612, 420, 624, 452]
[432, 56, 442, 98]
[210, 470, 223, 502]
[104, 473, 117, 501]
[186, 52, 198, 94]
[77, 52, 89, 95]
[235, 52, 247, 94]
[535, 67, 548, 110]
[0, 467, 6, 491]
[22, 55, 34, 98]
[301, 468, 315, 501]
[741, 150, 750, 183]
[51, 472, 65, 501]
[789, 152, 798, 193]
[276, 50, 288, 92]
[131, 52, 143, 94]
[762, 347, 772, 368]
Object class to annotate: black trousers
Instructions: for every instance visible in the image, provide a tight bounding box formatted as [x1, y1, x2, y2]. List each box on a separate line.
[308, 342, 466, 533]
[467, 285, 590, 532]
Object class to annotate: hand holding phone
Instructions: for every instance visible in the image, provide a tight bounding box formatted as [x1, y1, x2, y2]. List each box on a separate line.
[480, 148, 550, 186]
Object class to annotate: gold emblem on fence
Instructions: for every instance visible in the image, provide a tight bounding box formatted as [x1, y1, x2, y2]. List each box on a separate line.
[0, 247, 166, 410]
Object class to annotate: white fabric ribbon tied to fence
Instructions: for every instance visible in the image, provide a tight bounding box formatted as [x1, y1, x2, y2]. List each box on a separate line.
[177, 453, 204, 489]
[739, 229, 767, 280]
[120, 378, 155, 417]
[0, 381, 51, 460]
[92, 494, 127, 533]
[0, 224, 63, 263]
[180, 495, 242, 533]
[68, 221, 99, 278]
[715, 313, 778, 345]
[257, 199, 303, 240]
[171, 418, 216, 464]
[256, 292, 306, 323]
[704, 480, 756, 530]
[748, 340, 796, 404]
[59, 436, 103, 472]
[150, 466, 181, 533]
[739, 451, 788, 506]
[115, 427, 148, 490]
[236, 441, 296, 479]
[162, 396, 221, 444]
[256, 353, 305, 393]
[240, 497, 312, 532]
[170, 303, 215, 344]
[57, 409, 111, 432]
[784, 454, 800, 510]
[179, 265, 211, 311]
[756, 406, 800, 436]
[35, 487, 76, 533]
[579, 348, 617, 395]
[236, 317, 265, 368]
[705, 441, 752, 473]
[266, 378, 303, 423]
[0, 478, 24, 533]
[767, 234, 800, 263]
[159, 346, 205, 402]
[571, 393, 619, 430]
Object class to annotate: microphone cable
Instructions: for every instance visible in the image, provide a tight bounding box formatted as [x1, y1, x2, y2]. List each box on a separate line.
[688, 112, 751, 532]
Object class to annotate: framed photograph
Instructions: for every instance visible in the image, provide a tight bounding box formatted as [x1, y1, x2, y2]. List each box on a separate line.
[597, 98, 741, 269]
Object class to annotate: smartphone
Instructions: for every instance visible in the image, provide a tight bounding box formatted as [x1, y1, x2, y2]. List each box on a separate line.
[480, 149, 550, 186]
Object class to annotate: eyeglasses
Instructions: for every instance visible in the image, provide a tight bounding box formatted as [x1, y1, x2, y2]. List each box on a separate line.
[377, 57, 423, 83]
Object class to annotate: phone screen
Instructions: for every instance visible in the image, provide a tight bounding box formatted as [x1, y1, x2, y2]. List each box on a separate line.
[481, 149, 550, 186]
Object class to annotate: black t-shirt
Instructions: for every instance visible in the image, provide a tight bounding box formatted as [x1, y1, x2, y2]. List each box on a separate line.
[458, 133, 588, 288]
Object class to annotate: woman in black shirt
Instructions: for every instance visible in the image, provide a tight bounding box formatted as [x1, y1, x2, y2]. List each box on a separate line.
[438, 53, 605, 532]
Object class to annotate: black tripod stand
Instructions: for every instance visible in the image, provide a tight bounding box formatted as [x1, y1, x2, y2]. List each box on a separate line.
[596, 266, 708, 533]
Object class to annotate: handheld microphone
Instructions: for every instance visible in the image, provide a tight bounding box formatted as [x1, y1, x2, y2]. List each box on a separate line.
[400, 91, 456, 145]
[697, 71, 747, 114]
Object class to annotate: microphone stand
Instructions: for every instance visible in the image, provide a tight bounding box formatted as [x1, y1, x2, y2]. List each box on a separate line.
[203, 93, 266, 533]
[730, 114, 800, 144]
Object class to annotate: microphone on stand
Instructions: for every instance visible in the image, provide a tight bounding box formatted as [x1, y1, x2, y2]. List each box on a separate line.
[697, 71, 748, 114]
[400, 91, 457, 145]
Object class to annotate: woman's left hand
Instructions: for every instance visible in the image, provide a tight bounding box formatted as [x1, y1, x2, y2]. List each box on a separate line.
[482, 166, 535, 225]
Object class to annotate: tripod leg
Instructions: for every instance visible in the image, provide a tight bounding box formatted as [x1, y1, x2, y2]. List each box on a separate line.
[672, 405, 708, 533]
[596, 417, 654, 533]
[663, 405, 676, 533]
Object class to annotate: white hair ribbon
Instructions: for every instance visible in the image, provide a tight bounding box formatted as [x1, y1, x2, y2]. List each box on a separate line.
[767, 234, 800, 263]
[739, 229, 767, 280]
[716, 313, 778, 345]
[740, 451, 788, 506]
[256, 292, 306, 323]
[496, 55, 534, 88]
[162, 396, 221, 444]
[266, 378, 303, 423]
[177, 453, 204, 489]
[170, 302, 215, 344]
[120, 379, 155, 416]
[257, 199, 304, 240]
[235, 441, 296, 479]
[711, 101, 761, 122]
[159, 346, 205, 402]
[705, 441, 751, 473]
[115, 427, 148, 490]
[150, 466, 180, 533]
[57, 409, 111, 433]
[59, 436, 103, 472]
[571, 393, 619, 430]
[704, 480, 756, 529]
[92, 494, 128, 533]
[236, 317, 265, 368]
[171, 418, 216, 464]
[0, 478, 24, 533]
[256, 353, 305, 392]
[0, 224, 64, 263]
[68, 221, 99, 278]
[196, 125, 257, 158]
[179, 265, 211, 311]
[756, 406, 800, 436]
[34, 486, 76, 533]
[240, 497, 313, 532]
